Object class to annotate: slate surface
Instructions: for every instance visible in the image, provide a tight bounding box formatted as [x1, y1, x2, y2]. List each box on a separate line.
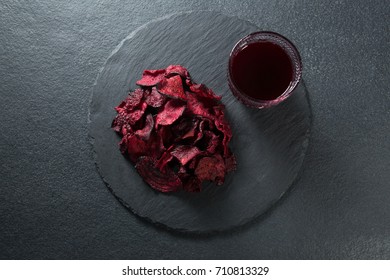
[0, 1, 389, 259]
[89, 12, 311, 233]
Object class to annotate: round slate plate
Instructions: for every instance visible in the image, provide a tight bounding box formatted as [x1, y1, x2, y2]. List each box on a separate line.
[89, 11, 311, 234]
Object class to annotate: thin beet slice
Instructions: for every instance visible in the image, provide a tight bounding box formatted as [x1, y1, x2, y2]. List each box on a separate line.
[118, 134, 129, 154]
[135, 157, 182, 192]
[182, 177, 202, 192]
[165, 65, 190, 79]
[136, 69, 166, 86]
[187, 157, 198, 170]
[144, 87, 167, 107]
[114, 101, 127, 114]
[157, 125, 174, 148]
[212, 104, 226, 118]
[112, 113, 132, 135]
[215, 117, 232, 155]
[156, 150, 174, 171]
[126, 101, 148, 125]
[135, 114, 154, 140]
[155, 99, 186, 126]
[115, 89, 144, 113]
[203, 131, 220, 154]
[171, 145, 202, 166]
[112, 99, 147, 131]
[112, 112, 126, 132]
[189, 83, 221, 101]
[172, 118, 198, 139]
[157, 75, 186, 100]
[181, 119, 199, 139]
[125, 89, 144, 109]
[147, 132, 165, 159]
[194, 118, 213, 143]
[185, 92, 214, 119]
[177, 166, 201, 192]
[195, 155, 226, 184]
[120, 123, 132, 136]
[123, 134, 148, 163]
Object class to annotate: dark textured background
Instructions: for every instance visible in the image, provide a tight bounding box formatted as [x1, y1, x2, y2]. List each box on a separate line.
[0, 0, 389, 259]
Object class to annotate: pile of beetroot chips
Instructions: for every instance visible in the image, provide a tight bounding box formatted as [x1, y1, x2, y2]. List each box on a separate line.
[112, 65, 236, 192]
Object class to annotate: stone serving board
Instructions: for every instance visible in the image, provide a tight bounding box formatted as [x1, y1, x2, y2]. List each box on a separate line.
[89, 11, 311, 234]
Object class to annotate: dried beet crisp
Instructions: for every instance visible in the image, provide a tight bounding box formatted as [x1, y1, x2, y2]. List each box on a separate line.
[112, 65, 236, 192]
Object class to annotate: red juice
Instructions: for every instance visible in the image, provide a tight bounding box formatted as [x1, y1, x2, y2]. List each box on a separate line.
[228, 31, 302, 108]
[230, 41, 293, 100]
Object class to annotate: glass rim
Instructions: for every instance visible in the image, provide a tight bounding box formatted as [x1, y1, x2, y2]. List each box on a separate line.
[228, 31, 303, 108]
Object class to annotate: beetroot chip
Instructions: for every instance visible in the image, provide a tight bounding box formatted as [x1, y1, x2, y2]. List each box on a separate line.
[157, 125, 174, 148]
[114, 101, 126, 114]
[120, 123, 132, 136]
[177, 166, 201, 192]
[189, 83, 221, 101]
[112, 97, 147, 131]
[112, 112, 132, 135]
[147, 132, 165, 159]
[215, 119, 232, 155]
[156, 150, 174, 171]
[203, 131, 220, 154]
[171, 145, 202, 166]
[115, 89, 144, 114]
[124, 134, 148, 163]
[177, 167, 189, 184]
[185, 92, 214, 119]
[181, 119, 198, 139]
[182, 176, 202, 192]
[194, 118, 214, 143]
[165, 65, 190, 79]
[118, 134, 129, 154]
[124, 89, 144, 109]
[135, 157, 182, 192]
[136, 69, 166, 86]
[157, 75, 186, 100]
[112, 112, 126, 132]
[135, 114, 154, 140]
[126, 101, 148, 125]
[172, 118, 198, 139]
[144, 87, 166, 107]
[123, 133, 165, 164]
[195, 155, 226, 185]
[188, 157, 198, 170]
[212, 104, 226, 118]
[127, 110, 143, 125]
[155, 99, 186, 126]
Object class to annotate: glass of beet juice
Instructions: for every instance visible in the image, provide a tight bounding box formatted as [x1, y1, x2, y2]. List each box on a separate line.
[228, 31, 302, 108]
